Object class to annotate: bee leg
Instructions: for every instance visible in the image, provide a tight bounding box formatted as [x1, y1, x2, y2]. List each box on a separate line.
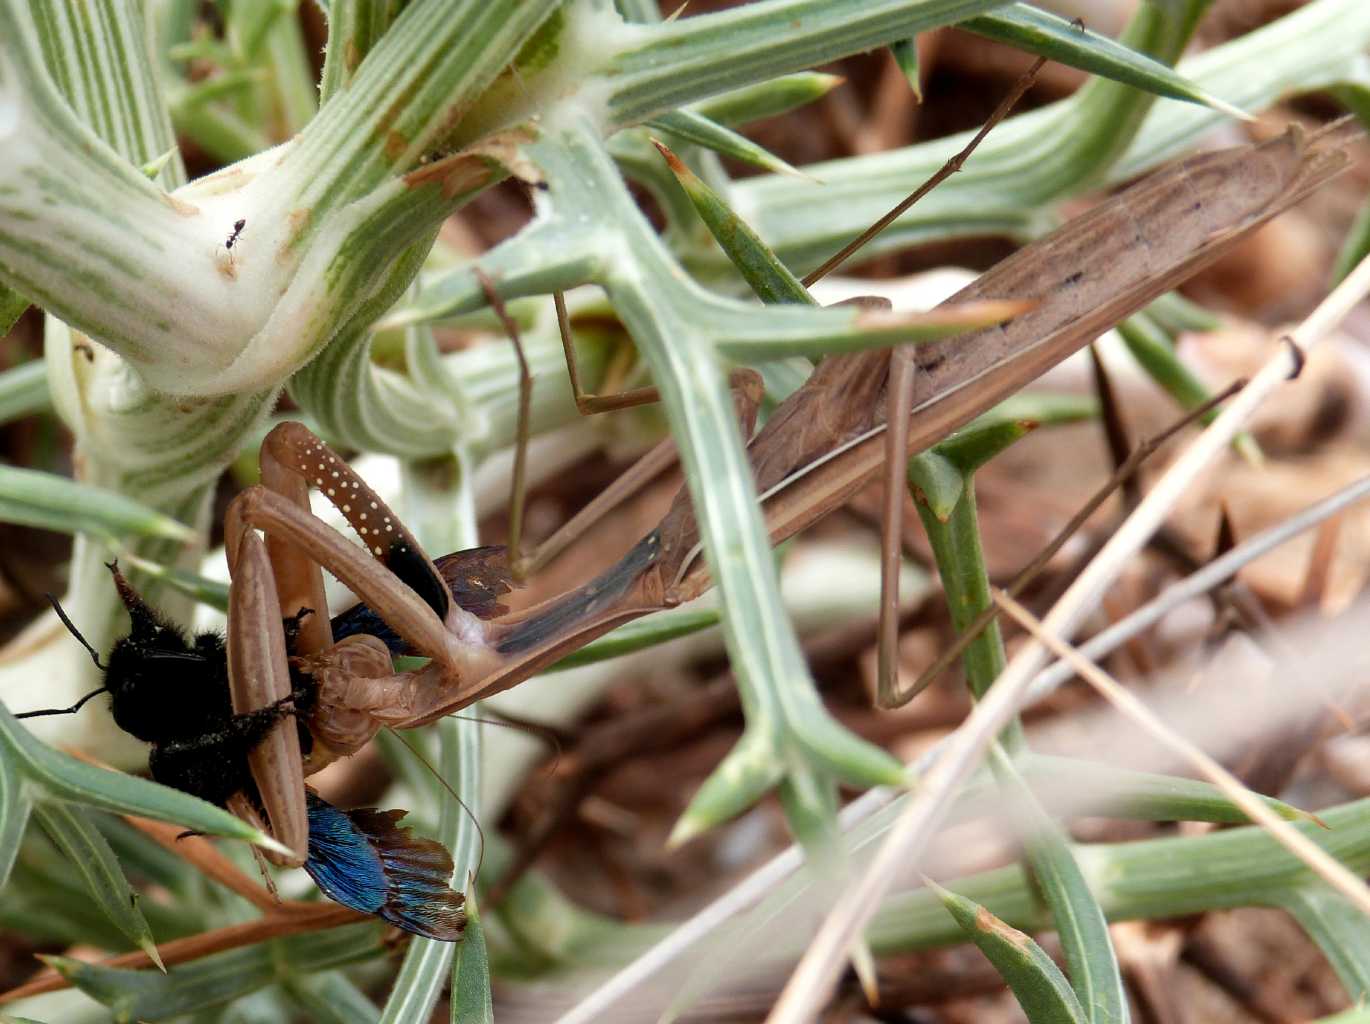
[146, 692, 301, 806]
[227, 794, 291, 878]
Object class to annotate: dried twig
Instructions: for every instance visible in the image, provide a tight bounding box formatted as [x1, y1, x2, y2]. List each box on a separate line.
[0, 905, 368, 1004]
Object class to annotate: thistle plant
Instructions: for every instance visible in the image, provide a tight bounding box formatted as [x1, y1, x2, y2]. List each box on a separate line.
[2, 0, 1370, 1020]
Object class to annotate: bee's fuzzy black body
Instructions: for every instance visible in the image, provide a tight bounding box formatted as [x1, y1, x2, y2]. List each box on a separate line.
[84, 562, 467, 941]
[103, 564, 315, 808]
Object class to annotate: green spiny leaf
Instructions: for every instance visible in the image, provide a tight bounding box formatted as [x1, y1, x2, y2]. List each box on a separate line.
[282, 971, 382, 1024]
[962, 3, 1248, 120]
[0, 358, 48, 428]
[0, 285, 29, 336]
[40, 923, 381, 1022]
[994, 749, 1127, 1024]
[649, 110, 808, 178]
[0, 741, 30, 889]
[1143, 291, 1219, 334]
[689, 72, 844, 126]
[1281, 883, 1370, 1003]
[0, 466, 197, 544]
[891, 37, 922, 99]
[32, 803, 164, 970]
[907, 451, 964, 522]
[1116, 312, 1260, 463]
[1013, 754, 1320, 827]
[0, 707, 289, 858]
[450, 894, 493, 1024]
[670, 731, 785, 846]
[793, 703, 907, 790]
[927, 876, 1087, 1024]
[653, 139, 814, 305]
[935, 419, 1038, 478]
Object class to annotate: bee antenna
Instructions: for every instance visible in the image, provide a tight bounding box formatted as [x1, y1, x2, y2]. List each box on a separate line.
[14, 684, 109, 720]
[384, 727, 486, 883]
[45, 593, 107, 671]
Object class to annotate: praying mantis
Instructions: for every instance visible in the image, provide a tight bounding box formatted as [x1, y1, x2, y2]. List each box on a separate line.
[25, 116, 1358, 940]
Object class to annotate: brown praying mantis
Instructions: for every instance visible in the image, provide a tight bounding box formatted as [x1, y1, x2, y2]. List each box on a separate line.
[30, 115, 1355, 890]
[182, 117, 1358, 866]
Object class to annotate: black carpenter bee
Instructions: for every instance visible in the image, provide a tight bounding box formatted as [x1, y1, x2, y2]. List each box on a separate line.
[23, 561, 471, 941]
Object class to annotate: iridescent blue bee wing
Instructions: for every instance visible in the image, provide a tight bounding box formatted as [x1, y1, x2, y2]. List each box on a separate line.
[304, 793, 466, 941]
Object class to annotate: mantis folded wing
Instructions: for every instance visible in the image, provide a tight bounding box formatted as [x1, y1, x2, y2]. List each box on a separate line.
[212, 121, 1359, 863]
[425, 118, 1357, 719]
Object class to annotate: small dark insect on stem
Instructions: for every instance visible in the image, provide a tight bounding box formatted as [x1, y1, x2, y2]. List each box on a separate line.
[225, 218, 246, 251]
[224, 218, 246, 268]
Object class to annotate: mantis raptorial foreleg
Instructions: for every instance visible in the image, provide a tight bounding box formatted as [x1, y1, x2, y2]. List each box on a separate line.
[219, 424, 503, 859]
[227, 486, 488, 675]
[222, 524, 308, 864]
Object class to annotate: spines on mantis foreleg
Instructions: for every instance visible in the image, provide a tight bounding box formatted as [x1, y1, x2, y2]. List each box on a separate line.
[262, 422, 452, 621]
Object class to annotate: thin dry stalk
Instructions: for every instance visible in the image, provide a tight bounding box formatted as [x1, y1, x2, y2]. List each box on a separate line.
[1295, 514, 1343, 610]
[124, 815, 281, 913]
[905, 380, 1242, 701]
[0, 905, 368, 1004]
[995, 589, 1370, 915]
[1025, 472, 1370, 702]
[800, 57, 1046, 287]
